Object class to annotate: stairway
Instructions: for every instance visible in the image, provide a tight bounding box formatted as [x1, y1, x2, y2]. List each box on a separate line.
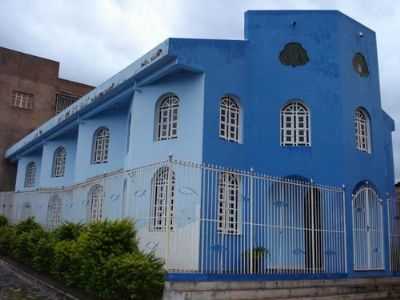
[163, 277, 400, 300]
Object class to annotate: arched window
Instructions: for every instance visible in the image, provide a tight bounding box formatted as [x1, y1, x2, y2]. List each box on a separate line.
[92, 127, 110, 164]
[24, 161, 36, 187]
[218, 172, 240, 234]
[219, 96, 240, 142]
[87, 184, 104, 222]
[47, 195, 62, 230]
[156, 94, 179, 141]
[52, 146, 66, 177]
[280, 101, 311, 146]
[355, 108, 371, 153]
[150, 167, 175, 231]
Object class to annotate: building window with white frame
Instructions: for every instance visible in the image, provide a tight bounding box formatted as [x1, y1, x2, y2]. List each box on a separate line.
[87, 184, 104, 222]
[52, 146, 66, 177]
[355, 108, 371, 153]
[280, 101, 311, 146]
[156, 94, 179, 141]
[92, 127, 110, 164]
[47, 195, 62, 230]
[24, 161, 36, 188]
[12, 91, 33, 110]
[218, 172, 240, 234]
[219, 95, 240, 143]
[150, 167, 175, 232]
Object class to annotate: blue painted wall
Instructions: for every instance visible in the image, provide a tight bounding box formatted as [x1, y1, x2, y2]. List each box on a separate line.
[39, 135, 77, 188]
[127, 72, 205, 168]
[8, 10, 396, 279]
[15, 153, 42, 192]
[75, 110, 128, 182]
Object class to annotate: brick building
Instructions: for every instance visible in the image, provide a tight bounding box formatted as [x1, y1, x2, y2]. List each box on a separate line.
[0, 47, 93, 191]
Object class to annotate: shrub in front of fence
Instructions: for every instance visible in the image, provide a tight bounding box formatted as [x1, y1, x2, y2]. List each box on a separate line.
[0, 215, 8, 227]
[0, 216, 165, 300]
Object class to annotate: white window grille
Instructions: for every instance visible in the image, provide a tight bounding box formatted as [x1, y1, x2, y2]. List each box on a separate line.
[52, 146, 66, 177]
[47, 195, 62, 230]
[157, 94, 179, 141]
[12, 91, 33, 110]
[218, 172, 240, 234]
[355, 108, 371, 153]
[219, 96, 240, 142]
[92, 127, 110, 164]
[87, 184, 104, 222]
[280, 101, 311, 146]
[150, 167, 175, 232]
[24, 162, 36, 188]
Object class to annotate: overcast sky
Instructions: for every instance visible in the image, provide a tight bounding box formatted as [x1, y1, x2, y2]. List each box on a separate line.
[1, 0, 399, 179]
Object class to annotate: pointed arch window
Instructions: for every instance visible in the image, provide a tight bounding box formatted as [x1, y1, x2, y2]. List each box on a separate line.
[280, 101, 311, 146]
[219, 95, 240, 143]
[87, 184, 104, 222]
[24, 161, 36, 188]
[47, 195, 62, 230]
[355, 108, 371, 153]
[156, 94, 179, 141]
[150, 167, 175, 231]
[52, 146, 66, 177]
[218, 172, 240, 234]
[92, 127, 110, 164]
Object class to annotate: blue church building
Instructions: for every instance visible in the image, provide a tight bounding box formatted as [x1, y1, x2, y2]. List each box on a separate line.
[1, 10, 398, 280]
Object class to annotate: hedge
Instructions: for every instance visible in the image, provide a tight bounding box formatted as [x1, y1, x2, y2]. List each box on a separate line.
[0, 215, 165, 300]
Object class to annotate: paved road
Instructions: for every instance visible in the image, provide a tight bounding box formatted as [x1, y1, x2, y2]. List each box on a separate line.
[0, 263, 65, 300]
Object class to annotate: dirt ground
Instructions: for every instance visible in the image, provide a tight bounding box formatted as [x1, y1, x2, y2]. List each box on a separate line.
[0, 263, 68, 300]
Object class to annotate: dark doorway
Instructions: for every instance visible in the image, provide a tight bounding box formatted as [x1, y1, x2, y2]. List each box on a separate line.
[304, 187, 323, 272]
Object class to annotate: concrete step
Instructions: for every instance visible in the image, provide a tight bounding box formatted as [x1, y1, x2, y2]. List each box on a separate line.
[164, 277, 400, 300]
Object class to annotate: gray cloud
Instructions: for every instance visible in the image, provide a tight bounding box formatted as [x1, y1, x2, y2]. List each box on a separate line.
[1, 0, 399, 180]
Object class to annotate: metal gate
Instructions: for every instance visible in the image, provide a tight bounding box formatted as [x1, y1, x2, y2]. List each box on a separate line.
[352, 186, 384, 271]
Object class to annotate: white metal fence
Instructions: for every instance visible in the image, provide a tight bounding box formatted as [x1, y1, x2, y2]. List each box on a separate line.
[388, 197, 400, 272]
[129, 159, 347, 274]
[0, 159, 347, 275]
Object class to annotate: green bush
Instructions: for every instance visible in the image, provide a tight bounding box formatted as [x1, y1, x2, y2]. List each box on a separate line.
[0, 215, 8, 227]
[100, 252, 165, 300]
[52, 240, 82, 287]
[52, 222, 85, 241]
[76, 219, 139, 292]
[0, 217, 165, 299]
[12, 227, 47, 265]
[32, 235, 55, 273]
[15, 217, 42, 235]
[0, 225, 16, 256]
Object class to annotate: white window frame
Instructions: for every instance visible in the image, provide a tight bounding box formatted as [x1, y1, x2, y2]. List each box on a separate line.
[87, 184, 104, 222]
[218, 172, 241, 234]
[280, 101, 311, 146]
[12, 91, 33, 110]
[47, 195, 62, 230]
[355, 108, 371, 153]
[24, 161, 36, 188]
[219, 95, 240, 143]
[52, 146, 66, 177]
[92, 127, 110, 164]
[150, 167, 175, 232]
[156, 94, 179, 141]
